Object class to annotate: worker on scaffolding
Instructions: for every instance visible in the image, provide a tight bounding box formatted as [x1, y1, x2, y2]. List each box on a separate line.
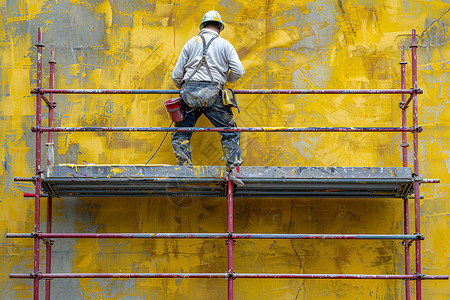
[171, 10, 245, 186]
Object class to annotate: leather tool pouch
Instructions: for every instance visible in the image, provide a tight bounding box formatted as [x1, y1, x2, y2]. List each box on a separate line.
[222, 89, 237, 107]
[222, 89, 240, 113]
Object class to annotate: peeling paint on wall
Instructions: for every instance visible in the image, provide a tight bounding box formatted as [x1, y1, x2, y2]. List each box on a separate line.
[1, 0, 449, 299]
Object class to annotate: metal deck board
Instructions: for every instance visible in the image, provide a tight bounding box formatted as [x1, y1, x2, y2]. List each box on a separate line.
[42, 165, 413, 198]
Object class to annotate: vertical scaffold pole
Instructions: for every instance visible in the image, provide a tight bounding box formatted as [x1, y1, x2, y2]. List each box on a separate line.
[34, 27, 44, 300]
[46, 44, 56, 175]
[45, 44, 56, 300]
[401, 45, 409, 168]
[410, 29, 422, 300]
[227, 180, 234, 300]
[400, 45, 411, 300]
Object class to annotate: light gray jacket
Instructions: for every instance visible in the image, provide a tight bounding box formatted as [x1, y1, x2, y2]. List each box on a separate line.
[171, 28, 245, 89]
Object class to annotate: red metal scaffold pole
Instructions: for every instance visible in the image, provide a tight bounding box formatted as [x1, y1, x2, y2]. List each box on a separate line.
[400, 44, 412, 300]
[45, 44, 56, 300]
[410, 29, 423, 300]
[227, 180, 234, 300]
[34, 27, 44, 300]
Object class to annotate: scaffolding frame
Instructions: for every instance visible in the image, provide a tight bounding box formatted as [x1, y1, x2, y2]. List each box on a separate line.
[7, 28, 449, 300]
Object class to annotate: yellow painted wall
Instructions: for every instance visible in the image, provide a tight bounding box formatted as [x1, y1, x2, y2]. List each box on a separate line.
[1, 0, 449, 299]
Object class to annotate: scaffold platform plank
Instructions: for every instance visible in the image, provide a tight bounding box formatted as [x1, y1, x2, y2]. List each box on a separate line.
[42, 165, 413, 198]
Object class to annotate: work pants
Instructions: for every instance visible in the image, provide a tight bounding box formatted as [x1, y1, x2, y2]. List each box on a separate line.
[171, 95, 243, 171]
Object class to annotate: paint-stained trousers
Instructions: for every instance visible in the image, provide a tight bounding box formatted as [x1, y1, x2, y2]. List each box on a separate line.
[171, 94, 243, 171]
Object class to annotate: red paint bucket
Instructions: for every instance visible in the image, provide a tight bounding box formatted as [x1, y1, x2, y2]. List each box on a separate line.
[163, 97, 185, 123]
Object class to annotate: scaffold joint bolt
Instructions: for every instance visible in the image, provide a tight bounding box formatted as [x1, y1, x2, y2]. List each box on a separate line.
[412, 126, 423, 132]
[45, 100, 56, 108]
[227, 272, 235, 279]
[42, 238, 54, 246]
[398, 102, 408, 109]
[414, 272, 425, 279]
[31, 126, 44, 132]
[30, 272, 42, 278]
[415, 233, 425, 240]
[402, 239, 414, 246]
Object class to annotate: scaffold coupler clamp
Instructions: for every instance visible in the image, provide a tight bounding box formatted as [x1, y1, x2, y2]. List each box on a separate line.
[42, 95, 56, 108]
[225, 232, 235, 246]
[416, 232, 425, 240]
[42, 238, 54, 247]
[398, 102, 409, 109]
[413, 175, 423, 183]
[31, 125, 43, 132]
[31, 272, 42, 279]
[36, 169, 45, 179]
[227, 272, 235, 279]
[32, 87, 43, 94]
[412, 125, 423, 133]
[41, 95, 56, 108]
[414, 272, 425, 279]
[402, 233, 424, 246]
[227, 168, 244, 187]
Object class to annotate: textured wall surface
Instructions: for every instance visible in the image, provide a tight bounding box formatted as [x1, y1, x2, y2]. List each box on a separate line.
[1, 0, 449, 299]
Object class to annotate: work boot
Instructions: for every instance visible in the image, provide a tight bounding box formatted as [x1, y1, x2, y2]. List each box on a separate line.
[227, 168, 244, 187]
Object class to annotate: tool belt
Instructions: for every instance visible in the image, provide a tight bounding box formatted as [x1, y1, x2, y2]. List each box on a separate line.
[180, 80, 223, 108]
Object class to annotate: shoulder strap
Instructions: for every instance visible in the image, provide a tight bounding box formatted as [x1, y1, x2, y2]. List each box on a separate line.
[184, 34, 218, 84]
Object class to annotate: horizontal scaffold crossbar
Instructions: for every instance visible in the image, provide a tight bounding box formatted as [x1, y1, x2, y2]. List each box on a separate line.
[6, 233, 424, 240]
[31, 126, 422, 133]
[31, 88, 423, 95]
[9, 272, 448, 280]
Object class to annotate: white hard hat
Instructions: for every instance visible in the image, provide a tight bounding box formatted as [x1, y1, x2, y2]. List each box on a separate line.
[199, 10, 225, 32]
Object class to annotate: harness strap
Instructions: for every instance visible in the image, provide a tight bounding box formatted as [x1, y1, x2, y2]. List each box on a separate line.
[184, 34, 219, 84]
